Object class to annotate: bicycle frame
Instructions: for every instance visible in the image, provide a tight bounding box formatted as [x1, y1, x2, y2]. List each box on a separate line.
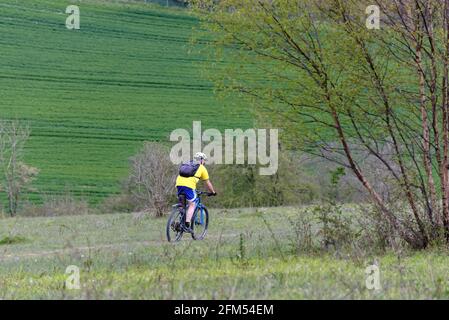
[176, 191, 206, 225]
[193, 195, 206, 225]
[168, 190, 211, 242]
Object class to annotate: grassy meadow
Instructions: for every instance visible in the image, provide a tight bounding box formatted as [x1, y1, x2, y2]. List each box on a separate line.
[0, 206, 448, 299]
[2, 0, 449, 301]
[0, 0, 252, 203]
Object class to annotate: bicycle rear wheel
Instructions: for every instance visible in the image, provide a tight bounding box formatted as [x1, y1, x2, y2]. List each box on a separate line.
[191, 206, 209, 240]
[166, 206, 184, 242]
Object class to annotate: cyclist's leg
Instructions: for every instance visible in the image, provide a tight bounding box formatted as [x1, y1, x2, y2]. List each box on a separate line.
[186, 200, 196, 224]
[177, 186, 196, 225]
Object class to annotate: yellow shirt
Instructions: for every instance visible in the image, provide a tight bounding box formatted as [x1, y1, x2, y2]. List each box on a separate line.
[175, 164, 209, 190]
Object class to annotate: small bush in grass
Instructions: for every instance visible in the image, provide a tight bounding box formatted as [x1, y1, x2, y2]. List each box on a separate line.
[0, 235, 27, 245]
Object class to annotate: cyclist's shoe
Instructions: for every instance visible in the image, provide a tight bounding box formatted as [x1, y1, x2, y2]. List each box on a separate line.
[172, 221, 182, 232]
[182, 222, 194, 234]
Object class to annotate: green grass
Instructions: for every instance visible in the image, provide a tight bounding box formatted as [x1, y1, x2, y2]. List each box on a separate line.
[0, 0, 252, 204]
[0, 207, 448, 299]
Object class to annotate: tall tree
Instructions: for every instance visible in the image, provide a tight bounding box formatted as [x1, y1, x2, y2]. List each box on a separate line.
[192, 0, 449, 248]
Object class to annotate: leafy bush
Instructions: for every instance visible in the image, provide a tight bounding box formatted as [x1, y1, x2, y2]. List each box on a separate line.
[208, 151, 318, 208]
[0, 235, 27, 245]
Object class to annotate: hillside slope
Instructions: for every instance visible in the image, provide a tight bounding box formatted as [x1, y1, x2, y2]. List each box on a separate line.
[0, 0, 251, 203]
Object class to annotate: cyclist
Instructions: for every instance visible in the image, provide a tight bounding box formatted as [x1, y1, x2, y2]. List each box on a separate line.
[176, 152, 216, 233]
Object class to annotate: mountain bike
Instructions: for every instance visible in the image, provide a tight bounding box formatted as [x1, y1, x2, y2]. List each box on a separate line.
[166, 191, 214, 242]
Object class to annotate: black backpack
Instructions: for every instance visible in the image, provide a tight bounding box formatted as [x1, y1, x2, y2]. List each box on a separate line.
[179, 161, 200, 178]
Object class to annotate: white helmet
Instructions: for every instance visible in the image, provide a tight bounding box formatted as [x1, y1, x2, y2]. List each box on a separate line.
[194, 152, 208, 161]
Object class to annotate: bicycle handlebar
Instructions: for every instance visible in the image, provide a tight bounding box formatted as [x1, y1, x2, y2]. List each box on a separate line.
[196, 191, 217, 197]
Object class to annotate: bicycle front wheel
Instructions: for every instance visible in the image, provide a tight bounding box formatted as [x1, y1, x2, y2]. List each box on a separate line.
[191, 206, 209, 240]
[166, 206, 184, 242]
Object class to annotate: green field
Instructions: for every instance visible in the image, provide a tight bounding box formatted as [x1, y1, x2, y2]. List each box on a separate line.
[0, 207, 448, 299]
[0, 0, 252, 203]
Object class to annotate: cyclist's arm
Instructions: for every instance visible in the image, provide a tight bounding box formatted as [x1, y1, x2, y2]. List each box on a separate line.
[205, 180, 216, 194]
[199, 166, 215, 193]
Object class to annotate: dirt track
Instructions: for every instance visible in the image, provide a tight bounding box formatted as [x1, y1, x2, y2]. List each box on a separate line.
[0, 231, 238, 261]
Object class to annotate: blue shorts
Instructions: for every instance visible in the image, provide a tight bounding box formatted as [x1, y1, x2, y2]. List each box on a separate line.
[177, 186, 197, 202]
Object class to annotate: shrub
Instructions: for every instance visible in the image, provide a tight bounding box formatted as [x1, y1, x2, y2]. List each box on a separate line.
[125, 142, 177, 217]
[0, 235, 27, 245]
[208, 151, 318, 208]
